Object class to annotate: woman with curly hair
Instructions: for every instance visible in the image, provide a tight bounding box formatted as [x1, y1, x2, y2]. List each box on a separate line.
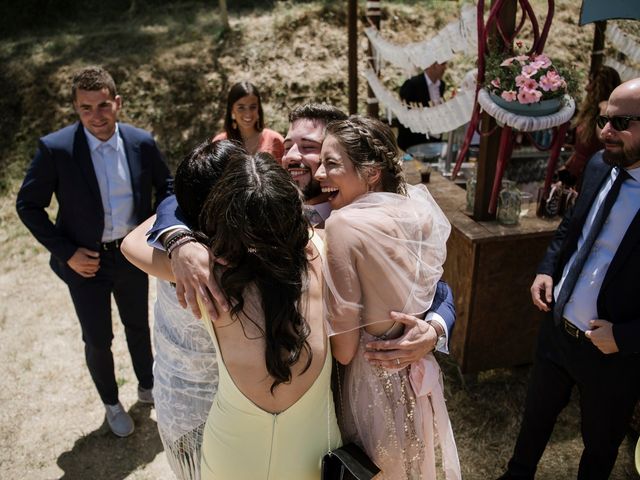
[197, 152, 341, 479]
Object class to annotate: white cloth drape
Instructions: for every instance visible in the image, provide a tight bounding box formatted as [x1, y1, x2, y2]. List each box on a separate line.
[364, 68, 477, 135]
[364, 5, 477, 74]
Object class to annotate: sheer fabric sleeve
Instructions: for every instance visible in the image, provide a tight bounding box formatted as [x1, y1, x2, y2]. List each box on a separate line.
[323, 213, 364, 336]
[322, 185, 451, 336]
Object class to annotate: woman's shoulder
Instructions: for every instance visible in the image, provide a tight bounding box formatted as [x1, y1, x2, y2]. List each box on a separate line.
[262, 128, 284, 142]
[212, 131, 227, 142]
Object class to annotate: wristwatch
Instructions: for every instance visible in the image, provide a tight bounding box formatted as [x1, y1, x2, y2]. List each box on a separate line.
[427, 320, 447, 351]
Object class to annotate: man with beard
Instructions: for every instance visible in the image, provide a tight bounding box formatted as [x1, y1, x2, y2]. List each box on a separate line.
[499, 78, 640, 479]
[150, 103, 455, 366]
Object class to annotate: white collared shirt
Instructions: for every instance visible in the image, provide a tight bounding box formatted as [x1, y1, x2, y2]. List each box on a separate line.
[85, 124, 136, 242]
[424, 72, 443, 106]
[555, 165, 640, 331]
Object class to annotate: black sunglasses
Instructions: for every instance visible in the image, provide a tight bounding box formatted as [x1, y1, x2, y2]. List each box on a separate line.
[596, 115, 640, 131]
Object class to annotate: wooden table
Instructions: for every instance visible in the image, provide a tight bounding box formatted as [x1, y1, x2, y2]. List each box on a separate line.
[426, 172, 561, 373]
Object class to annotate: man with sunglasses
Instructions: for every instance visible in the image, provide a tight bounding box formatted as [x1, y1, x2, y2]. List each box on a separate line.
[500, 78, 640, 479]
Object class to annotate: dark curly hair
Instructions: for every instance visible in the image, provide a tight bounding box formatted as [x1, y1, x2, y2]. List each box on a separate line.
[174, 140, 244, 229]
[223, 82, 265, 144]
[324, 115, 407, 195]
[199, 152, 312, 393]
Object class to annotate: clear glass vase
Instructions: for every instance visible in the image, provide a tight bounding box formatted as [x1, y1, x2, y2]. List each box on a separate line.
[497, 180, 521, 225]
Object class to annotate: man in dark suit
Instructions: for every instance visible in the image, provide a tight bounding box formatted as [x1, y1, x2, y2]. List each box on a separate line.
[397, 62, 447, 151]
[16, 66, 173, 437]
[500, 78, 640, 479]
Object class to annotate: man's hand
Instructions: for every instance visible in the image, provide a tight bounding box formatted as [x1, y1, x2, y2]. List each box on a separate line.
[67, 247, 100, 277]
[364, 311, 437, 370]
[585, 319, 619, 354]
[531, 274, 553, 312]
[170, 241, 229, 320]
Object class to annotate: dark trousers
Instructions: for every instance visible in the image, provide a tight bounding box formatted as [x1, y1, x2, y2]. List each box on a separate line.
[505, 318, 640, 479]
[66, 247, 153, 405]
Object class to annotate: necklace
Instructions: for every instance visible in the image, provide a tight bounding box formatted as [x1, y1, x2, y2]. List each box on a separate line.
[241, 130, 262, 155]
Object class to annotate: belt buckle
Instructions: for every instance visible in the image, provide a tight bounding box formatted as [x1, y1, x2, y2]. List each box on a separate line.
[563, 319, 580, 339]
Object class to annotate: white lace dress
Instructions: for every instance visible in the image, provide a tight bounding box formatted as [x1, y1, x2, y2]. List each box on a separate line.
[153, 279, 219, 480]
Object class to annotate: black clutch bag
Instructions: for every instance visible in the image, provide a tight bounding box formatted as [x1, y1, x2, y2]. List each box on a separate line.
[321, 443, 380, 480]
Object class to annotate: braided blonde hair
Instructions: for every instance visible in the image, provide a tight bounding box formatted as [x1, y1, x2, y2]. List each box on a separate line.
[324, 115, 407, 195]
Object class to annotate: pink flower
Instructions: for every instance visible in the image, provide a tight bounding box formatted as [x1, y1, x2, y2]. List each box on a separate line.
[500, 57, 515, 67]
[501, 90, 517, 102]
[520, 77, 538, 90]
[491, 77, 501, 89]
[529, 60, 545, 70]
[515, 74, 528, 87]
[515, 40, 524, 48]
[539, 74, 555, 91]
[515, 55, 529, 65]
[517, 88, 542, 104]
[521, 64, 539, 77]
[534, 54, 552, 68]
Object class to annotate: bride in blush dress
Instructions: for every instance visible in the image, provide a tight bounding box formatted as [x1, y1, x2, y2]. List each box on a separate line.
[314, 116, 461, 480]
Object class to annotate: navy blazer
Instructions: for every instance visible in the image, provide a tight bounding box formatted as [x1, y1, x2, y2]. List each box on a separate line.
[537, 151, 640, 353]
[397, 73, 446, 151]
[16, 122, 173, 281]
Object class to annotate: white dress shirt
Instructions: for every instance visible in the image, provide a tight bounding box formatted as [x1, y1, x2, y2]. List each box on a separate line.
[555, 166, 640, 331]
[85, 124, 136, 242]
[424, 72, 443, 106]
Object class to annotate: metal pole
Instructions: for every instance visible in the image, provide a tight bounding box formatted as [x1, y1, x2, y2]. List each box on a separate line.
[589, 20, 607, 80]
[366, 0, 381, 118]
[348, 0, 358, 115]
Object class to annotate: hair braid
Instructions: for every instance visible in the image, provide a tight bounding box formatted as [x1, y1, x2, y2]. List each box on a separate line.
[325, 116, 407, 195]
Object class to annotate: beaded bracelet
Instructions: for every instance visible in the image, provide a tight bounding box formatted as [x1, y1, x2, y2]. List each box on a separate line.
[167, 236, 198, 259]
[163, 230, 194, 250]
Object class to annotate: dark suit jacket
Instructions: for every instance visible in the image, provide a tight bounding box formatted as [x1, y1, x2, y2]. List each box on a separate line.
[397, 73, 446, 151]
[537, 151, 640, 353]
[16, 122, 173, 281]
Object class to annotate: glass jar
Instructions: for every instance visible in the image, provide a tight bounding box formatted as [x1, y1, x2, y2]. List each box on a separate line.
[497, 180, 521, 225]
[465, 173, 476, 214]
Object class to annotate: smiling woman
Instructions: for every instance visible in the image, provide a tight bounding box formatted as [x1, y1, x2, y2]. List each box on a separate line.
[212, 81, 285, 162]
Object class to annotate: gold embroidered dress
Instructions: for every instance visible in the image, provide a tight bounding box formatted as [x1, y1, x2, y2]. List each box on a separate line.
[323, 185, 461, 479]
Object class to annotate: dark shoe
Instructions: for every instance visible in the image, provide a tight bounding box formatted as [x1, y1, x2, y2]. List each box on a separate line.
[104, 402, 134, 437]
[137, 386, 154, 405]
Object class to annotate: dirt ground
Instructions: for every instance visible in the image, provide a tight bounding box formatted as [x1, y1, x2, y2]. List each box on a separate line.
[1, 1, 640, 479]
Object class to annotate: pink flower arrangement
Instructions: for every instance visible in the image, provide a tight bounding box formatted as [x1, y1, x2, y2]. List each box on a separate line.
[486, 47, 572, 106]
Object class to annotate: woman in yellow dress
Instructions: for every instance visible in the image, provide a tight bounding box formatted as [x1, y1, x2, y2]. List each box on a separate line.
[198, 151, 341, 479]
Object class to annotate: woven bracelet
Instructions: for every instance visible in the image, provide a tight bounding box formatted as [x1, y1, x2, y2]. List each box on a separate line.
[167, 236, 198, 259]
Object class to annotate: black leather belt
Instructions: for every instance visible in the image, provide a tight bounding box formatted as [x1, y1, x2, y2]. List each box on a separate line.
[562, 318, 588, 341]
[100, 238, 124, 251]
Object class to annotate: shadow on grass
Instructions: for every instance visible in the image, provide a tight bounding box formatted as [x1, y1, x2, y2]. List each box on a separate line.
[56, 403, 163, 480]
[0, 2, 233, 192]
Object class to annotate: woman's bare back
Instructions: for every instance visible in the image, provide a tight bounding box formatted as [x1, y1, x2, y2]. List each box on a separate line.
[210, 242, 327, 414]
